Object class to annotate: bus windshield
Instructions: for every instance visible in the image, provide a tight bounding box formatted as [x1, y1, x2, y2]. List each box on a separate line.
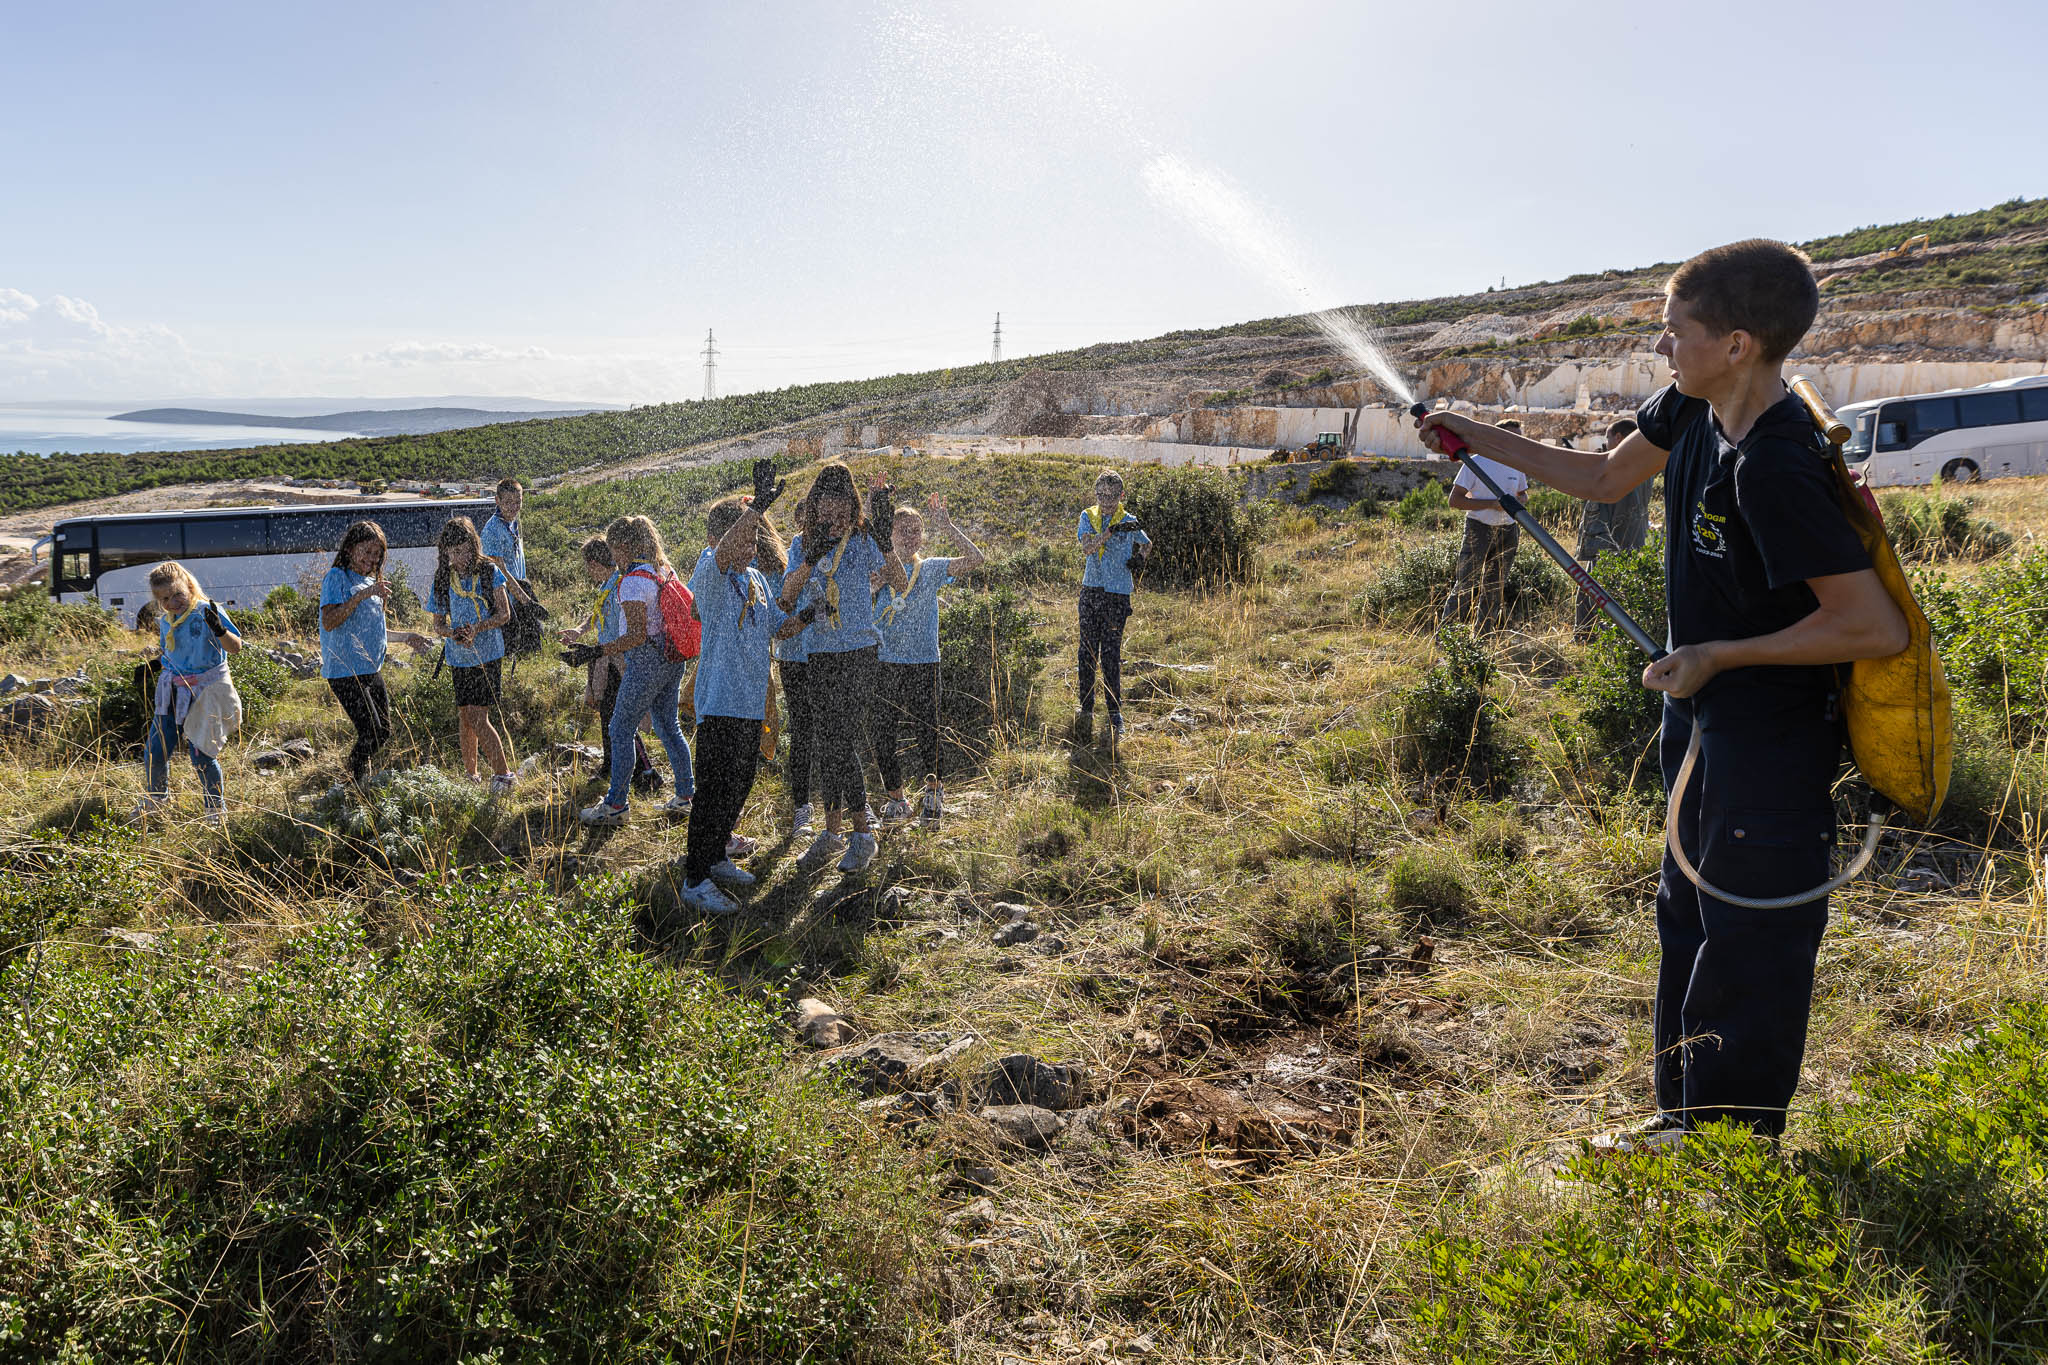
[1843, 411, 1875, 460]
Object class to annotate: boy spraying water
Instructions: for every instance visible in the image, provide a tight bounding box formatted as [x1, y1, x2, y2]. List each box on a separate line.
[1417, 240, 1908, 1144]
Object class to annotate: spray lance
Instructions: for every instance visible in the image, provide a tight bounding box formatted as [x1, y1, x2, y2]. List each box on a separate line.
[1408, 399, 1886, 910]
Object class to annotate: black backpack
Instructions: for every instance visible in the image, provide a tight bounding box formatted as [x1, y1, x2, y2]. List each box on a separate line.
[504, 580, 550, 656]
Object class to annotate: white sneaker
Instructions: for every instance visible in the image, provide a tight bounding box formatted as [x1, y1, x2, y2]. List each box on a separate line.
[837, 831, 878, 873]
[881, 797, 913, 825]
[797, 830, 847, 870]
[706, 859, 756, 887]
[578, 799, 629, 826]
[203, 806, 226, 828]
[662, 793, 694, 815]
[791, 803, 815, 837]
[681, 879, 741, 916]
[919, 783, 943, 828]
[489, 773, 515, 796]
[725, 833, 759, 859]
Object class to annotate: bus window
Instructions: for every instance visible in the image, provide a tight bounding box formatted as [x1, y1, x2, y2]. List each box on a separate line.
[268, 511, 357, 555]
[97, 521, 182, 571]
[378, 508, 441, 549]
[1876, 403, 1910, 452]
[2022, 388, 2048, 423]
[1909, 397, 1959, 444]
[184, 516, 268, 558]
[57, 551, 93, 593]
[1958, 392, 2021, 428]
[1844, 412, 1874, 459]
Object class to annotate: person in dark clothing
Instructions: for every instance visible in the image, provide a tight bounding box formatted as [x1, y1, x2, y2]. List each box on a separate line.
[1573, 416, 1655, 637]
[1417, 238, 1909, 1144]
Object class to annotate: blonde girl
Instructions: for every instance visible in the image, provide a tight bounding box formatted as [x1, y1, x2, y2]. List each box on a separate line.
[139, 561, 242, 824]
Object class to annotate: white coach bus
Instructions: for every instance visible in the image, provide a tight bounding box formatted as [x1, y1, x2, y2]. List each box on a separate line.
[45, 499, 494, 627]
[1839, 374, 2048, 487]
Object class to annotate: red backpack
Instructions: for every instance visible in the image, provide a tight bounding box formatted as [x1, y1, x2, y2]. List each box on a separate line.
[625, 566, 702, 661]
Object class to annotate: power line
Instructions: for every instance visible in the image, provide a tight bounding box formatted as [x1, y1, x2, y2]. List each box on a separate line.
[991, 311, 1002, 364]
[701, 329, 719, 400]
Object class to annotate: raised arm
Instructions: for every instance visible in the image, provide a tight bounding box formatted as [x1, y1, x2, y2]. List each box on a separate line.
[1419, 412, 1667, 502]
[930, 494, 983, 573]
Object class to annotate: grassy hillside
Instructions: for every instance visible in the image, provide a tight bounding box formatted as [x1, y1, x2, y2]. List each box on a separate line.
[3, 446, 2047, 1359]
[9, 195, 2044, 519]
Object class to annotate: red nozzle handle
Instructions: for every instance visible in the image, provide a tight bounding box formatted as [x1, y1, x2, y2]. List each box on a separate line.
[1409, 402, 1468, 456]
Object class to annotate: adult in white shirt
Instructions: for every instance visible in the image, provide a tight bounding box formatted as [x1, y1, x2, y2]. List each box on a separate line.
[1441, 419, 1531, 632]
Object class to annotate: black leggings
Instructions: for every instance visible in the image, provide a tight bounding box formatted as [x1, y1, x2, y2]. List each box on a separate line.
[870, 661, 940, 792]
[1077, 587, 1132, 716]
[686, 716, 762, 883]
[328, 672, 391, 782]
[806, 647, 876, 815]
[779, 659, 817, 808]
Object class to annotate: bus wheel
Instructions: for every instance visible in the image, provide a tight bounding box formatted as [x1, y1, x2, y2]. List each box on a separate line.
[1940, 459, 1980, 484]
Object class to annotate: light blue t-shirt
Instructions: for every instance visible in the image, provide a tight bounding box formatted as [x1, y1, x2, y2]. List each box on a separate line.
[320, 566, 387, 680]
[592, 571, 627, 645]
[1078, 508, 1150, 596]
[480, 513, 525, 581]
[769, 557, 805, 665]
[429, 566, 507, 668]
[788, 530, 888, 655]
[159, 601, 237, 677]
[874, 556, 955, 666]
[688, 547, 791, 721]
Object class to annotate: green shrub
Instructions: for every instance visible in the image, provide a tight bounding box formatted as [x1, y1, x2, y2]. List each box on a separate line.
[1395, 626, 1520, 790]
[0, 586, 116, 653]
[1407, 1001, 2048, 1363]
[0, 876, 922, 1359]
[939, 585, 1050, 759]
[1314, 727, 1379, 785]
[1124, 465, 1264, 589]
[1523, 485, 1577, 533]
[227, 646, 293, 728]
[0, 821, 151, 965]
[1562, 534, 1669, 757]
[981, 542, 1069, 589]
[1561, 312, 1601, 337]
[1880, 483, 2013, 562]
[1363, 537, 1571, 629]
[307, 764, 491, 868]
[71, 657, 159, 755]
[1918, 552, 2048, 740]
[1393, 479, 1454, 529]
[1388, 846, 1473, 922]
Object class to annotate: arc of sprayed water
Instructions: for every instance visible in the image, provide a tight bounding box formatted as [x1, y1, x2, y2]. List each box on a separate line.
[1139, 152, 1415, 407]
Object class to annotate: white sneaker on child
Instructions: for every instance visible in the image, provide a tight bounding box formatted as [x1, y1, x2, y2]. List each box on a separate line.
[203, 806, 225, 828]
[681, 879, 741, 916]
[662, 793, 694, 814]
[880, 798, 913, 825]
[797, 830, 846, 870]
[725, 833, 759, 859]
[489, 773, 515, 796]
[579, 800, 629, 826]
[919, 783, 944, 829]
[706, 859, 756, 887]
[837, 832, 878, 873]
[791, 803, 815, 837]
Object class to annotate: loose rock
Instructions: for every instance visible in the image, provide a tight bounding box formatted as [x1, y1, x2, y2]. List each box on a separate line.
[981, 1054, 1090, 1111]
[980, 1104, 1066, 1151]
[794, 997, 858, 1048]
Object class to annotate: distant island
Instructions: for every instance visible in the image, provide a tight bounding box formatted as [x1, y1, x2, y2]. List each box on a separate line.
[110, 406, 602, 438]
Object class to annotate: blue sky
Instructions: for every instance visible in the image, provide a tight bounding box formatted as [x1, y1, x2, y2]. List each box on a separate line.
[1, 0, 2040, 404]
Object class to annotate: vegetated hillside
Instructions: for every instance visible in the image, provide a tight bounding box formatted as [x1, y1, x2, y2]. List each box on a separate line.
[110, 406, 609, 437]
[3, 446, 2046, 1361]
[7, 196, 2044, 517]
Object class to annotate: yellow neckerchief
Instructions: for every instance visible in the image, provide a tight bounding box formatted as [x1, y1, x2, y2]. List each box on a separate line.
[816, 532, 851, 629]
[160, 599, 202, 634]
[727, 566, 762, 630]
[1084, 502, 1125, 560]
[448, 569, 491, 619]
[589, 572, 618, 632]
[876, 555, 927, 626]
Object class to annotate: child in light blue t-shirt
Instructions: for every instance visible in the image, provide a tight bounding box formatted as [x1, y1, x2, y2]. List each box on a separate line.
[1075, 468, 1151, 741]
[869, 494, 983, 827]
[427, 517, 515, 792]
[138, 561, 242, 824]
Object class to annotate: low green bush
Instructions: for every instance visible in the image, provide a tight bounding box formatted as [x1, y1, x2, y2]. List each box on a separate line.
[0, 821, 151, 966]
[1523, 485, 1577, 534]
[1124, 465, 1264, 589]
[0, 586, 116, 653]
[1313, 727, 1379, 785]
[227, 645, 293, 728]
[1407, 1001, 2048, 1363]
[1918, 552, 2048, 740]
[1561, 534, 1669, 758]
[1362, 536, 1570, 629]
[0, 876, 922, 1359]
[1880, 483, 2013, 562]
[1388, 846, 1473, 922]
[306, 764, 493, 868]
[1392, 479, 1454, 530]
[939, 585, 1050, 759]
[1395, 626, 1521, 790]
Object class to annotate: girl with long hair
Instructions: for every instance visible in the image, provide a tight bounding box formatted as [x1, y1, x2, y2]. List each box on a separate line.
[576, 515, 696, 825]
[869, 494, 983, 827]
[320, 520, 428, 784]
[428, 517, 515, 792]
[558, 535, 662, 795]
[775, 496, 821, 838]
[137, 561, 243, 824]
[776, 463, 908, 873]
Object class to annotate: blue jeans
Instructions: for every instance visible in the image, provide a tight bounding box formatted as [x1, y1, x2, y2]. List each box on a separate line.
[146, 712, 224, 810]
[605, 643, 693, 808]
